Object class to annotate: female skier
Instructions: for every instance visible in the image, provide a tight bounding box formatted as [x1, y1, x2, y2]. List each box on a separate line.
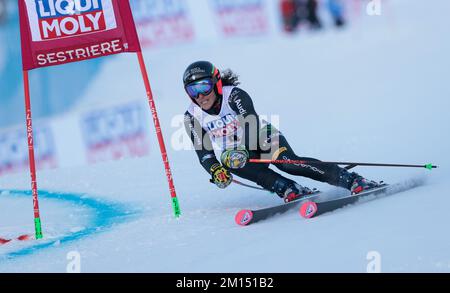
[183, 61, 379, 202]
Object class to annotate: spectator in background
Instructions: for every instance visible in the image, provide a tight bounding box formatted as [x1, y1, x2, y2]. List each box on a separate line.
[304, 0, 322, 29]
[280, 0, 322, 33]
[0, 0, 6, 25]
[327, 0, 345, 27]
[280, 0, 298, 32]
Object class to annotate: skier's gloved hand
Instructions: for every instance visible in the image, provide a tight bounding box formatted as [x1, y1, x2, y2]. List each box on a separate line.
[220, 148, 249, 170]
[210, 163, 233, 189]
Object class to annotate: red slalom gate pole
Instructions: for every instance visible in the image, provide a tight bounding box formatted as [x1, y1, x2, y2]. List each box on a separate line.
[136, 52, 181, 218]
[23, 70, 43, 239]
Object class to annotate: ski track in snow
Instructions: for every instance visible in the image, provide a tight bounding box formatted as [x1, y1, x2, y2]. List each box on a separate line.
[0, 190, 138, 262]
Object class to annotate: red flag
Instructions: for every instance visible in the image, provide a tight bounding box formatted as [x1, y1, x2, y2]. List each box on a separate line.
[19, 0, 141, 70]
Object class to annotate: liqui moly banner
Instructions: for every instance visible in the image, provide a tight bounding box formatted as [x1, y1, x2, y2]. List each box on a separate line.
[80, 101, 150, 164]
[131, 0, 194, 48]
[19, 0, 141, 70]
[210, 0, 269, 37]
[0, 124, 58, 176]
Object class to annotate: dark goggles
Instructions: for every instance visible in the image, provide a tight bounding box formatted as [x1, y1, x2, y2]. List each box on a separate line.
[185, 79, 214, 99]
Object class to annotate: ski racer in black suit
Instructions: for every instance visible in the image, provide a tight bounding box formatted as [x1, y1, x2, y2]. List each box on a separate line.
[183, 61, 378, 202]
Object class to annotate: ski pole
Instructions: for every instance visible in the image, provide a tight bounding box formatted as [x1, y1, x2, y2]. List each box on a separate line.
[232, 179, 268, 191]
[249, 159, 438, 170]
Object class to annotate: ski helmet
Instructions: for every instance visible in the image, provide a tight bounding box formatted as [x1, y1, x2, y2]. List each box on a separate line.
[183, 61, 223, 99]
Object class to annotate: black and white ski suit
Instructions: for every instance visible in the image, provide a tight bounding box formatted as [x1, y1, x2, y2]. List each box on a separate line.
[184, 86, 351, 195]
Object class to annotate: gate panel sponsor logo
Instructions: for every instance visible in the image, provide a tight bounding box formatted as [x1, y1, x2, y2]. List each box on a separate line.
[20, 0, 141, 70]
[25, 0, 117, 41]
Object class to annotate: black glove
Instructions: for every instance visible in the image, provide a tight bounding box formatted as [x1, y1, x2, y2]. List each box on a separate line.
[210, 163, 233, 189]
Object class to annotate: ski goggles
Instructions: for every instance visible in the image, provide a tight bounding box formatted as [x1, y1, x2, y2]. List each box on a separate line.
[185, 79, 214, 99]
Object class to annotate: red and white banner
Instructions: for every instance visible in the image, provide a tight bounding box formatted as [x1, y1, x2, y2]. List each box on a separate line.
[80, 101, 150, 164]
[0, 100, 152, 176]
[210, 0, 269, 37]
[0, 124, 57, 176]
[19, 0, 141, 70]
[131, 0, 195, 48]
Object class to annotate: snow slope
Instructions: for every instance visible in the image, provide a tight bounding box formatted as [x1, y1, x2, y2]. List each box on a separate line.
[1, 0, 449, 272]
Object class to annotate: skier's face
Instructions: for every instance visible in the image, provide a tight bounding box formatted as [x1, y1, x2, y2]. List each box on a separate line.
[196, 90, 217, 110]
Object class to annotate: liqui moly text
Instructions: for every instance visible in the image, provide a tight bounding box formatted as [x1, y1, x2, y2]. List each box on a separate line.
[25, 0, 117, 41]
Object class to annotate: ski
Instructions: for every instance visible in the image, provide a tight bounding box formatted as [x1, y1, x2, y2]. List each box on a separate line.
[235, 190, 322, 226]
[0, 234, 31, 246]
[0, 238, 12, 245]
[299, 180, 422, 219]
[235, 179, 424, 226]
